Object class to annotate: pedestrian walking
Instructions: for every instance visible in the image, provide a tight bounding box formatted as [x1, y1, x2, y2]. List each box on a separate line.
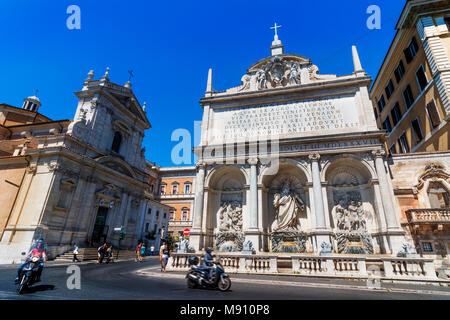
[105, 245, 114, 263]
[150, 245, 155, 256]
[159, 242, 171, 272]
[135, 242, 142, 262]
[97, 243, 107, 264]
[139, 242, 146, 262]
[72, 243, 80, 262]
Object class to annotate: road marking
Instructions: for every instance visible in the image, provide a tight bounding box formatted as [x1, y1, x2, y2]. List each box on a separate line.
[136, 269, 450, 297]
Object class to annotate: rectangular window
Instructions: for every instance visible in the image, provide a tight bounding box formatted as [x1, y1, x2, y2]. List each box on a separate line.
[382, 117, 392, 133]
[385, 80, 395, 100]
[422, 242, 433, 253]
[390, 102, 403, 126]
[172, 185, 178, 194]
[147, 208, 152, 215]
[416, 65, 428, 92]
[160, 185, 166, 195]
[402, 85, 415, 109]
[426, 100, 441, 129]
[145, 223, 149, 232]
[445, 17, 450, 31]
[404, 37, 419, 64]
[389, 144, 397, 155]
[411, 118, 424, 143]
[394, 60, 405, 83]
[156, 211, 159, 218]
[163, 212, 167, 219]
[169, 211, 174, 221]
[182, 211, 188, 221]
[184, 184, 191, 194]
[399, 133, 410, 153]
[377, 95, 386, 113]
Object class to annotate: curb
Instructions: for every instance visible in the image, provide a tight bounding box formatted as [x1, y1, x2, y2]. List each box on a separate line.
[136, 268, 450, 297]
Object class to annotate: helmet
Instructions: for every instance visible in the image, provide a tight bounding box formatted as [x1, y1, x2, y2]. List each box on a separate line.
[188, 256, 199, 266]
[206, 247, 213, 253]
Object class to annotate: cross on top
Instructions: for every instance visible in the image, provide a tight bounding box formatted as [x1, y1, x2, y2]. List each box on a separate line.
[128, 70, 134, 81]
[270, 23, 282, 37]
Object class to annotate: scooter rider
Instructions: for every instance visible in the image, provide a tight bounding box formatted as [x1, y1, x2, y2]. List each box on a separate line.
[15, 240, 47, 283]
[202, 247, 215, 283]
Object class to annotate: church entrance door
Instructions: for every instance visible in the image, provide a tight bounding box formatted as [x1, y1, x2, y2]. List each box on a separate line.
[92, 207, 109, 243]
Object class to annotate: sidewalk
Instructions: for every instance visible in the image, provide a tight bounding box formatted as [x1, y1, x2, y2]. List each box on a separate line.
[0, 256, 155, 269]
[136, 266, 450, 296]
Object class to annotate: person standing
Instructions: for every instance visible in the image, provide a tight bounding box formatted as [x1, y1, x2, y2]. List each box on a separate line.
[97, 243, 107, 264]
[72, 243, 80, 262]
[150, 245, 155, 256]
[159, 243, 171, 272]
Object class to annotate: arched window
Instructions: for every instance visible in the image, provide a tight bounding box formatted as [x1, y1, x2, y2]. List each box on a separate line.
[428, 182, 450, 208]
[111, 131, 122, 153]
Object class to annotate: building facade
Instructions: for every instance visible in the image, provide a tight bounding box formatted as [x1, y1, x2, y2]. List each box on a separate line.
[190, 33, 408, 256]
[157, 166, 196, 238]
[370, 0, 450, 154]
[0, 69, 154, 263]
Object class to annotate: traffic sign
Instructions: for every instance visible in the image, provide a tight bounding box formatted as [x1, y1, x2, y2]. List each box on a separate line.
[183, 228, 190, 236]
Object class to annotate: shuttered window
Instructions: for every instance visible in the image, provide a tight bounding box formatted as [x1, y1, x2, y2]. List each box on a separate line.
[426, 100, 441, 129]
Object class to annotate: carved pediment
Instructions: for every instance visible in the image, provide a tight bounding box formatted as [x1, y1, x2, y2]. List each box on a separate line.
[416, 163, 450, 190]
[96, 183, 122, 201]
[235, 54, 337, 93]
[96, 156, 137, 179]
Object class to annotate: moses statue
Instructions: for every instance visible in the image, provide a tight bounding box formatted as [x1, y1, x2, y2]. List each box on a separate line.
[271, 185, 305, 232]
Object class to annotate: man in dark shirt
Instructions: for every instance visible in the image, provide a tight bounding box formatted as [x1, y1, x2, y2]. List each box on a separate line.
[202, 247, 215, 283]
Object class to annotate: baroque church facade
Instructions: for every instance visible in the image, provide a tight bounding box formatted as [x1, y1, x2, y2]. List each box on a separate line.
[0, 70, 171, 264]
[190, 34, 432, 257]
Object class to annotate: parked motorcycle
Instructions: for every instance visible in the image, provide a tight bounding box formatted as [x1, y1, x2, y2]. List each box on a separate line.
[186, 255, 231, 291]
[17, 256, 41, 294]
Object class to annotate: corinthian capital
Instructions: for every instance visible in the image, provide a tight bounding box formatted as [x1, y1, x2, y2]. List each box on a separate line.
[308, 153, 320, 162]
[371, 149, 386, 159]
[247, 157, 259, 166]
[196, 161, 207, 170]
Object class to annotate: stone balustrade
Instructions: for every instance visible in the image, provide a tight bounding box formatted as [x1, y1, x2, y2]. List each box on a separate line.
[405, 208, 450, 224]
[166, 253, 439, 281]
[381, 257, 437, 280]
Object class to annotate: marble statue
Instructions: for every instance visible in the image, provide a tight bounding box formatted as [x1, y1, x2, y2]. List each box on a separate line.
[288, 62, 301, 85]
[271, 182, 305, 232]
[320, 241, 333, 256]
[239, 74, 251, 91]
[256, 69, 267, 90]
[243, 240, 256, 254]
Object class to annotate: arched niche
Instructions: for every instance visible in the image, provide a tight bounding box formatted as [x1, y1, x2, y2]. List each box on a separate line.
[205, 166, 247, 245]
[262, 162, 310, 233]
[324, 157, 378, 233]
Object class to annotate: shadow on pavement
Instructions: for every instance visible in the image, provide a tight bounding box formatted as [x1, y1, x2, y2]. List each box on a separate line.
[25, 284, 55, 294]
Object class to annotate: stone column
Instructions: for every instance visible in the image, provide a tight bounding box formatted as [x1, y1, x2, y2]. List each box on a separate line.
[248, 157, 258, 231]
[190, 162, 206, 250]
[245, 157, 260, 251]
[309, 153, 326, 230]
[372, 150, 399, 230]
[372, 150, 405, 255]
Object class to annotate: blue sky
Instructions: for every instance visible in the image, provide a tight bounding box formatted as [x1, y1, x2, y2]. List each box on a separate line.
[0, 0, 405, 167]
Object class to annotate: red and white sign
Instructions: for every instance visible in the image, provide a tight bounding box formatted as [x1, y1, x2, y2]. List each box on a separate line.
[183, 228, 190, 236]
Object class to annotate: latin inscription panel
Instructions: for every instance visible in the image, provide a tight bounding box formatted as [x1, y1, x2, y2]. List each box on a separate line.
[210, 95, 360, 141]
